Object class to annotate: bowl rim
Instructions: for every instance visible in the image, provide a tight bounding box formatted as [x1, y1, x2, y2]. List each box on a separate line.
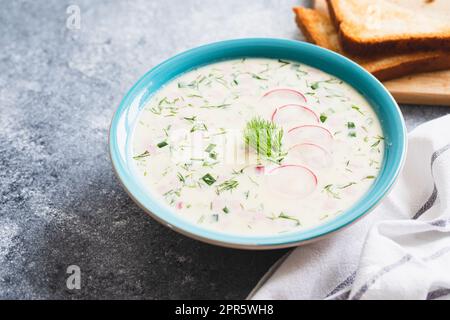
[109, 38, 407, 249]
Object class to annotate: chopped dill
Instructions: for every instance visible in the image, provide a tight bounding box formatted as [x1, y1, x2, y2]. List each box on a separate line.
[278, 59, 290, 67]
[323, 184, 341, 199]
[205, 144, 216, 153]
[371, 135, 384, 147]
[190, 123, 208, 132]
[339, 182, 356, 189]
[133, 150, 150, 160]
[177, 172, 185, 183]
[351, 105, 364, 115]
[216, 179, 239, 194]
[183, 116, 197, 122]
[251, 73, 268, 81]
[270, 212, 301, 226]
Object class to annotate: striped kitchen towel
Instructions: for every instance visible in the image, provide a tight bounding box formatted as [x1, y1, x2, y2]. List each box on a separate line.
[249, 114, 450, 300]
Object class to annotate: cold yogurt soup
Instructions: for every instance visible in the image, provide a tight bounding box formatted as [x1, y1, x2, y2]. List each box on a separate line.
[132, 58, 384, 236]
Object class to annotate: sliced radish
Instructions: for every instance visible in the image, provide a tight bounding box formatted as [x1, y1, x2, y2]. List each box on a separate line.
[271, 104, 319, 130]
[285, 143, 332, 169]
[262, 88, 307, 104]
[286, 125, 333, 148]
[267, 164, 317, 198]
[255, 165, 265, 174]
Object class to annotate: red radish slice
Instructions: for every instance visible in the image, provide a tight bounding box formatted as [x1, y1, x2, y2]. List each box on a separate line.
[286, 125, 333, 148]
[255, 165, 265, 174]
[271, 104, 319, 129]
[267, 164, 317, 198]
[262, 88, 307, 104]
[285, 143, 332, 169]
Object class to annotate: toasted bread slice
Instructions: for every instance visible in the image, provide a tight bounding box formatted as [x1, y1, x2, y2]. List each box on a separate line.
[294, 6, 450, 81]
[313, 0, 328, 13]
[327, 0, 450, 55]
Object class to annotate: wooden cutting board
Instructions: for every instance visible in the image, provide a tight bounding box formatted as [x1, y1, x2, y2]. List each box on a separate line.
[384, 70, 450, 106]
[312, 0, 450, 106]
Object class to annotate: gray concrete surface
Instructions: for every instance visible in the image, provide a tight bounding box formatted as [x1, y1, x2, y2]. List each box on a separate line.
[0, 0, 448, 299]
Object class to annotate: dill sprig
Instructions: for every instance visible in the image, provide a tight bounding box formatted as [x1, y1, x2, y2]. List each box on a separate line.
[244, 117, 286, 163]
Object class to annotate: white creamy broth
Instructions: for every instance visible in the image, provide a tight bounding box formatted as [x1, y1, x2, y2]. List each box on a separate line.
[132, 58, 384, 236]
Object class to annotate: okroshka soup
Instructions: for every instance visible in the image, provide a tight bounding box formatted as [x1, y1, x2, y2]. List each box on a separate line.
[131, 58, 384, 236]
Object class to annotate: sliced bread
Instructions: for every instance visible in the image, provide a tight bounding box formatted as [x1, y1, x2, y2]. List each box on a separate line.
[327, 0, 450, 55]
[293, 6, 450, 81]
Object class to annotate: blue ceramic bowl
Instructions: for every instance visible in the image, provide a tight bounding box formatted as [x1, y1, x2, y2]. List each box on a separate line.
[109, 38, 406, 249]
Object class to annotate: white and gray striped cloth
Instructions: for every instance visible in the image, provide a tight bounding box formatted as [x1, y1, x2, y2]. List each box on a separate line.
[250, 115, 450, 300]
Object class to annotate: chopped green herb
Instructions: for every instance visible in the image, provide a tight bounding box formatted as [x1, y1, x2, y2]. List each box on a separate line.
[201, 173, 216, 186]
[278, 59, 290, 67]
[339, 182, 356, 189]
[320, 113, 328, 123]
[310, 82, 320, 90]
[209, 151, 217, 160]
[348, 131, 357, 138]
[190, 123, 208, 132]
[351, 105, 364, 115]
[371, 135, 384, 147]
[363, 175, 376, 180]
[133, 150, 150, 160]
[270, 212, 301, 226]
[252, 73, 268, 80]
[157, 141, 168, 148]
[232, 167, 246, 175]
[183, 116, 197, 122]
[211, 214, 219, 222]
[200, 103, 231, 109]
[202, 160, 219, 168]
[205, 144, 216, 153]
[324, 78, 343, 84]
[347, 122, 356, 129]
[177, 172, 185, 183]
[212, 128, 227, 136]
[323, 184, 341, 199]
[162, 125, 171, 137]
[222, 207, 229, 214]
[216, 179, 239, 194]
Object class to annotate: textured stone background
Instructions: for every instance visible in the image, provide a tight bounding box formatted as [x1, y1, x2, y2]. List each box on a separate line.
[0, 0, 449, 299]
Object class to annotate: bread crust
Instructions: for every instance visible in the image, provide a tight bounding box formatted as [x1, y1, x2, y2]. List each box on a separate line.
[293, 6, 450, 81]
[327, 0, 450, 56]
